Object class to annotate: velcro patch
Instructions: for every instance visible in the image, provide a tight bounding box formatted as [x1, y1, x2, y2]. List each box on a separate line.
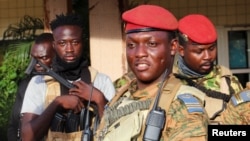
[177, 94, 204, 113]
[231, 90, 250, 106]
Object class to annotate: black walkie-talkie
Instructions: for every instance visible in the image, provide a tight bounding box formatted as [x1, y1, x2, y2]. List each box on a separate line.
[143, 69, 169, 141]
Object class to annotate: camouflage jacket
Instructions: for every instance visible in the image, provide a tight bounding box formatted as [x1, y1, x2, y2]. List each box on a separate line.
[173, 65, 242, 93]
[95, 72, 209, 141]
[173, 64, 243, 123]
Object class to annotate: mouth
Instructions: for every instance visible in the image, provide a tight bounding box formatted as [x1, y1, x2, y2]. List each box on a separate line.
[200, 62, 212, 70]
[36, 68, 45, 73]
[135, 62, 150, 71]
[64, 56, 76, 62]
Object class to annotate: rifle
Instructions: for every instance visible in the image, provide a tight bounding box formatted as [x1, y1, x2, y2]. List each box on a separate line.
[26, 57, 98, 140]
[25, 56, 74, 88]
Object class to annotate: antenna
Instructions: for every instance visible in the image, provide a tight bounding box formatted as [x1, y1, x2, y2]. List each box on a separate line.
[143, 68, 170, 141]
[82, 85, 94, 141]
[151, 69, 169, 110]
[150, 54, 174, 111]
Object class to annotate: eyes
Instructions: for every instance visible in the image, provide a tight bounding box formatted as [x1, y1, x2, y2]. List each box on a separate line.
[192, 44, 216, 54]
[36, 56, 49, 62]
[56, 40, 80, 47]
[127, 41, 158, 49]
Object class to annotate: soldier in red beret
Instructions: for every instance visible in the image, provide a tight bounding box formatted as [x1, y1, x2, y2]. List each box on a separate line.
[95, 5, 209, 141]
[173, 14, 244, 124]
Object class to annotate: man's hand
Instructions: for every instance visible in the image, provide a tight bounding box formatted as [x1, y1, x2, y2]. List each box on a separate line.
[55, 95, 84, 113]
[69, 80, 94, 101]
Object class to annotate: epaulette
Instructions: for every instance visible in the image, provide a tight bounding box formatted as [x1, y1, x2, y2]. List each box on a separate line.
[231, 90, 250, 106]
[177, 94, 204, 113]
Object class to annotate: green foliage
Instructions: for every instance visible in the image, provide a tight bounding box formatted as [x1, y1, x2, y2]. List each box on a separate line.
[2, 15, 44, 41]
[0, 40, 32, 140]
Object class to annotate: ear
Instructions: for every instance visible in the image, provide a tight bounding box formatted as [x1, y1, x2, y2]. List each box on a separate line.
[178, 44, 185, 57]
[52, 41, 56, 49]
[170, 38, 178, 56]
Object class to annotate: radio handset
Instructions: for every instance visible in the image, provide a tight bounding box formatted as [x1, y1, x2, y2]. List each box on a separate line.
[143, 69, 169, 141]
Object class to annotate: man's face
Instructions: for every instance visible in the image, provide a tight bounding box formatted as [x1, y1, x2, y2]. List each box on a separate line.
[31, 42, 55, 72]
[179, 42, 217, 74]
[126, 31, 174, 84]
[52, 25, 83, 63]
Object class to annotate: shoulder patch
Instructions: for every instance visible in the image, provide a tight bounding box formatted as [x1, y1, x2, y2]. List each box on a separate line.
[231, 90, 250, 106]
[177, 94, 204, 113]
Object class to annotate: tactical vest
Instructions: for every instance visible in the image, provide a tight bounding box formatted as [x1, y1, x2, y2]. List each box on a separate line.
[202, 66, 234, 123]
[95, 74, 206, 141]
[44, 67, 98, 141]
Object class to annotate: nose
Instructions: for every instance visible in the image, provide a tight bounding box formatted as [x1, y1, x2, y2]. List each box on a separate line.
[65, 42, 74, 52]
[34, 63, 43, 72]
[35, 63, 41, 67]
[203, 50, 212, 60]
[135, 44, 147, 58]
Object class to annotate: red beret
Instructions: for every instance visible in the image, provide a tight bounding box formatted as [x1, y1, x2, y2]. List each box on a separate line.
[122, 5, 178, 33]
[179, 14, 217, 44]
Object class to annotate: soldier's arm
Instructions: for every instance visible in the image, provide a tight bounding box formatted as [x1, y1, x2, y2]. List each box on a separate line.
[164, 94, 208, 141]
[221, 90, 250, 125]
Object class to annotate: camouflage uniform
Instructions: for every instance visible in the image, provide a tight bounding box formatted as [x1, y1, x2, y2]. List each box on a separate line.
[173, 64, 243, 124]
[95, 72, 209, 141]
